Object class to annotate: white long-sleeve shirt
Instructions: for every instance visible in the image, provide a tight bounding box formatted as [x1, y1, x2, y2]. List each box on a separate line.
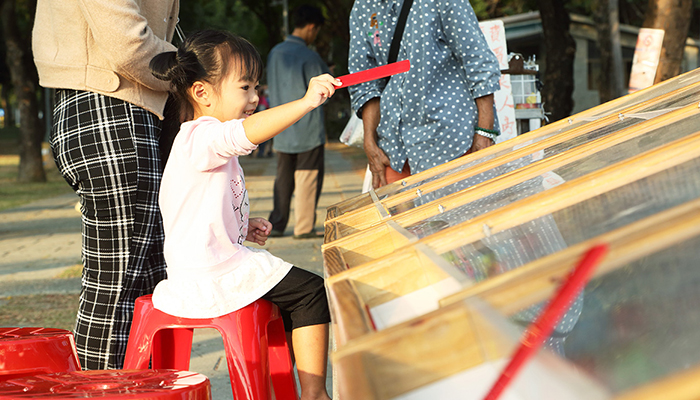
[153, 116, 293, 318]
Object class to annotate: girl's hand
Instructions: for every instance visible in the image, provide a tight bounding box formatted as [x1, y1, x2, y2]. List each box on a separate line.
[246, 217, 272, 246]
[303, 74, 340, 109]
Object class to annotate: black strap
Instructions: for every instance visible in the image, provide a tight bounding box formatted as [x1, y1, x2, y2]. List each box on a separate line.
[388, 0, 413, 64]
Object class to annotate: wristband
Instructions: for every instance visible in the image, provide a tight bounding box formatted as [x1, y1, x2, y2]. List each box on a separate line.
[475, 126, 499, 135]
[475, 126, 499, 140]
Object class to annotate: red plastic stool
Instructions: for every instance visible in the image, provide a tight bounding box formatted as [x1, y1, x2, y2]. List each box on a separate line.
[0, 327, 81, 380]
[124, 295, 298, 400]
[0, 369, 211, 399]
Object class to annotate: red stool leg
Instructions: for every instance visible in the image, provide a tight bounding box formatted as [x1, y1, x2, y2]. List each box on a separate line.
[124, 296, 160, 370]
[268, 318, 299, 400]
[213, 300, 275, 400]
[152, 328, 194, 370]
[125, 295, 196, 371]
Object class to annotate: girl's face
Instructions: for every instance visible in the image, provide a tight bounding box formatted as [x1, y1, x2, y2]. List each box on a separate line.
[209, 69, 259, 122]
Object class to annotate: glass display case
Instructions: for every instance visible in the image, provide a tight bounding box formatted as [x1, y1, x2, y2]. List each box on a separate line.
[330, 202, 700, 399]
[325, 68, 700, 232]
[323, 72, 700, 399]
[323, 106, 700, 277]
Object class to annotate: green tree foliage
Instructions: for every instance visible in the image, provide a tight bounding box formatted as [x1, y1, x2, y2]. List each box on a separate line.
[179, 0, 273, 60]
[470, 0, 539, 19]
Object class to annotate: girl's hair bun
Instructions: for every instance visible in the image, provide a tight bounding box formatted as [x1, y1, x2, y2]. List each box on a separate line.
[150, 51, 179, 82]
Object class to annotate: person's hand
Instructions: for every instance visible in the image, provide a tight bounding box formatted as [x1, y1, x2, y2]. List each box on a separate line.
[246, 217, 272, 246]
[365, 141, 391, 188]
[359, 97, 389, 188]
[467, 133, 494, 154]
[303, 74, 340, 109]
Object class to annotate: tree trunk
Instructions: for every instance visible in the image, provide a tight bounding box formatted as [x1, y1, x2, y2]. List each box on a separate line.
[593, 0, 626, 102]
[537, 0, 576, 123]
[1, 83, 15, 128]
[1, 0, 45, 182]
[643, 0, 693, 83]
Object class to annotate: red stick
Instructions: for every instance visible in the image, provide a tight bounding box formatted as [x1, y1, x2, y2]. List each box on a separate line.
[483, 244, 609, 400]
[336, 60, 411, 89]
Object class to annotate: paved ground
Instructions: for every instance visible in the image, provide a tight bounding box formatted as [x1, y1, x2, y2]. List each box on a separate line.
[0, 142, 367, 399]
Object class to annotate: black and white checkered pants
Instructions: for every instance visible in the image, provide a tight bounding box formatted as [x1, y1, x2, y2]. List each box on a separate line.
[51, 90, 167, 370]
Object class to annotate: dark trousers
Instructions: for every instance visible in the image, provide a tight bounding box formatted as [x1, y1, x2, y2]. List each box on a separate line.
[51, 90, 166, 370]
[261, 267, 330, 331]
[268, 145, 324, 235]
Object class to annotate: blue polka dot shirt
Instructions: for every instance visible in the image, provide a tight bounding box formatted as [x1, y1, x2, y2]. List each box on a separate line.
[348, 0, 501, 174]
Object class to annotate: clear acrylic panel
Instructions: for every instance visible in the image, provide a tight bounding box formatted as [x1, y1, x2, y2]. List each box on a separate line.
[566, 234, 700, 394]
[389, 89, 700, 216]
[381, 75, 700, 205]
[437, 157, 700, 282]
[401, 111, 700, 239]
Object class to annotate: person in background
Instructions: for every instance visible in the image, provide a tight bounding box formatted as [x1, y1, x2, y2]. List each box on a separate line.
[267, 5, 329, 239]
[255, 86, 273, 158]
[348, 0, 501, 188]
[32, 0, 179, 370]
[150, 30, 335, 400]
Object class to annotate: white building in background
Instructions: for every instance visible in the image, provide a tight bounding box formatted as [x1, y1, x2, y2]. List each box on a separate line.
[497, 12, 700, 114]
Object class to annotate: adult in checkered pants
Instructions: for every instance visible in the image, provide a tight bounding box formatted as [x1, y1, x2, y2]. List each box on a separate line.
[32, 0, 179, 370]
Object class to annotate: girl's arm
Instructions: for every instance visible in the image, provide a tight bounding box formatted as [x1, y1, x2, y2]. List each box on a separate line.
[242, 74, 340, 145]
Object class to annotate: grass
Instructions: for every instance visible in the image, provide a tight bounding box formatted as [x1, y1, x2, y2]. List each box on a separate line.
[0, 294, 80, 331]
[0, 127, 74, 211]
[0, 126, 79, 331]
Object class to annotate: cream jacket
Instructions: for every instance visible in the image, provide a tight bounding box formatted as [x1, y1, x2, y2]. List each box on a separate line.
[32, 0, 179, 119]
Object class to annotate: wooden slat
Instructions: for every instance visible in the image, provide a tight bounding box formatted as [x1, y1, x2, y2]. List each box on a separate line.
[327, 248, 450, 306]
[324, 204, 384, 242]
[615, 364, 700, 400]
[323, 220, 338, 244]
[322, 223, 412, 276]
[322, 246, 347, 277]
[327, 279, 375, 346]
[327, 249, 456, 346]
[334, 352, 379, 400]
[326, 193, 374, 221]
[332, 304, 507, 400]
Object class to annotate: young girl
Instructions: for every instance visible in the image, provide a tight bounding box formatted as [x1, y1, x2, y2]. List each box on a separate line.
[149, 30, 337, 400]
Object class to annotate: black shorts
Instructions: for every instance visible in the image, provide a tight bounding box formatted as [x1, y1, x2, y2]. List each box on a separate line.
[261, 267, 330, 331]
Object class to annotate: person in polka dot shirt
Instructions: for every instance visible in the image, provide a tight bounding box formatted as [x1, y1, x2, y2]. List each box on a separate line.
[348, 0, 501, 188]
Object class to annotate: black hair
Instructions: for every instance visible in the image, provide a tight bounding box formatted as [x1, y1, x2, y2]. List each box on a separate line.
[151, 30, 263, 164]
[150, 30, 264, 123]
[292, 5, 325, 29]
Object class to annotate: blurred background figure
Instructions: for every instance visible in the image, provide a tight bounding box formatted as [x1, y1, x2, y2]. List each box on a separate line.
[267, 5, 329, 239]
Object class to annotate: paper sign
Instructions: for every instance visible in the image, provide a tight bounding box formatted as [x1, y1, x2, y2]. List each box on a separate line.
[541, 171, 566, 190]
[479, 20, 517, 143]
[628, 28, 665, 93]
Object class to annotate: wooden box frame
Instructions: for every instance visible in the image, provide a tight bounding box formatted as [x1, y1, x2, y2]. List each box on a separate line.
[323, 107, 700, 277]
[331, 199, 700, 399]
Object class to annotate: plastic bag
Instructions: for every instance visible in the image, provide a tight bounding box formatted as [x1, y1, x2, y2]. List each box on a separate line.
[340, 113, 364, 147]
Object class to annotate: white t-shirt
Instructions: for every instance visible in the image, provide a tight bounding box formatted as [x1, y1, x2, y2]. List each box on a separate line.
[153, 116, 293, 318]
